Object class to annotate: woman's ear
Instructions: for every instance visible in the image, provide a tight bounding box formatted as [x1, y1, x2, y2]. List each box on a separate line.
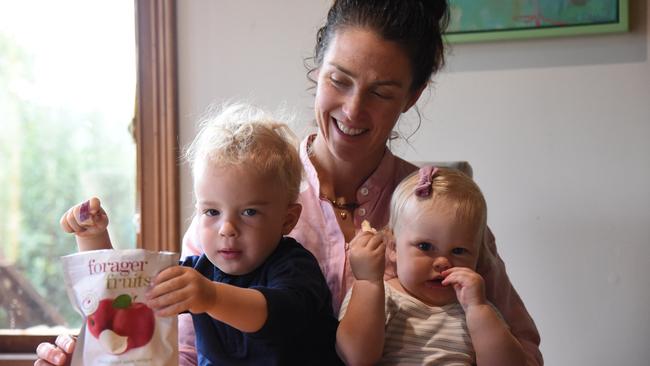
[402, 84, 426, 113]
[309, 67, 321, 84]
[282, 203, 302, 235]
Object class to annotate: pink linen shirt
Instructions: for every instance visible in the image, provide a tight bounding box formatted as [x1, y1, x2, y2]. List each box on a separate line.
[178, 135, 542, 366]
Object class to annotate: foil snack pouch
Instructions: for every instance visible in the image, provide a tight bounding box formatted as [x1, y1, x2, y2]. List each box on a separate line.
[62, 249, 180, 366]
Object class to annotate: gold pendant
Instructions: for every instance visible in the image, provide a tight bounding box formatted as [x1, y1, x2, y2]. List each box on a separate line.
[339, 210, 347, 220]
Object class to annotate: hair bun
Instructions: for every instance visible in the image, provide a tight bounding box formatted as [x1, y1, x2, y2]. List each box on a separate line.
[421, 0, 449, 24]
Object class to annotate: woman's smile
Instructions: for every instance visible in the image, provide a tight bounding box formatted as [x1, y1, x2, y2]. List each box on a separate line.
[334, 118, 367, 137]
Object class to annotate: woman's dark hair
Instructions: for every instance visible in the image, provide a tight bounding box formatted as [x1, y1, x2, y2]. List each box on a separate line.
[308, 0, 449, 91]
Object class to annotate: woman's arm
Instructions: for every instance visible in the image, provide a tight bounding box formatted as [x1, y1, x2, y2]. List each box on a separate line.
[479, 227, 543, 366]
[177, 314, 197, 366]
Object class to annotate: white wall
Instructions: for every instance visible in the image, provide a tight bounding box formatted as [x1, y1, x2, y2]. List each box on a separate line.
[177, 1, 650, 365]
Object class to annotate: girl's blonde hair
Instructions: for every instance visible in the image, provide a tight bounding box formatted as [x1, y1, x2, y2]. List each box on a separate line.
[389, 167, 487, 247]
[184, 102, 303, 202]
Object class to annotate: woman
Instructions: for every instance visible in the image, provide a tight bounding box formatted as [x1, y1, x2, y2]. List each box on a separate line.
[36, 1, 542, 365]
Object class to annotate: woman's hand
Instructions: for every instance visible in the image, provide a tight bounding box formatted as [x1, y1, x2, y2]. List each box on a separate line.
[146, 266, 217, 317]
[34, 334, 76, 366]
[441, 267, 487, 311]
[348, 231, 387, 282]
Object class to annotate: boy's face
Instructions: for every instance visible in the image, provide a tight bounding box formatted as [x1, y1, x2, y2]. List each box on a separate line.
[390, 201, 481, 307]
[194, 163, 301, 275]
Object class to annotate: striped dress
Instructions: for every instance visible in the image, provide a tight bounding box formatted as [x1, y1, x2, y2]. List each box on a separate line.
[339, 282, 475, 366]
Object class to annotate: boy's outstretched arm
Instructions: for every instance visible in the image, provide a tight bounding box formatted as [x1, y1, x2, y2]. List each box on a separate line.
[336, 231, 387, 366]
[442, 267, 526, 366]
[146, 266, 268, 333]
[59, 197, 113, 251]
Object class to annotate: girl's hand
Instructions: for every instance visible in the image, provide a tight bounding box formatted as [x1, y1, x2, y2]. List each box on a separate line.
[146, 266, 217, 316]
[348, 231, 387, 282]
[441, 267, 487, 311]
[59, 197, 108, 238]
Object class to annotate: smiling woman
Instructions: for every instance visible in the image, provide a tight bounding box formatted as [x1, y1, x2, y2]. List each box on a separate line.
[0, 0, 179, 363]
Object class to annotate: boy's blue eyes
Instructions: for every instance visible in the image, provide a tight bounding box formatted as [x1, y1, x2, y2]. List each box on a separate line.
[203, 208, 257, 217]
[242, 208, 257, 216]
[205, 209, 219, 217]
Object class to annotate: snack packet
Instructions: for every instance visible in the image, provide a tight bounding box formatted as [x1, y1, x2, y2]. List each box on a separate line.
[62, 249, 180, 366]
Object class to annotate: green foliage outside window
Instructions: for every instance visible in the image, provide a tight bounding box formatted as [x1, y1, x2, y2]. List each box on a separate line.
[0, 29, 136, 329]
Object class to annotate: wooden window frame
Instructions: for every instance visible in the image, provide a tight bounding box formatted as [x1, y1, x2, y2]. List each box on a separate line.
[0, 0, 179, 363]
[135, 0, 180, 253]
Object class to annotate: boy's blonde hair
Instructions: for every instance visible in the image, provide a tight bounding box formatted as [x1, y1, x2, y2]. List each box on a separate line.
[184, 102, 303, 202]
[389, 167, 487, 253]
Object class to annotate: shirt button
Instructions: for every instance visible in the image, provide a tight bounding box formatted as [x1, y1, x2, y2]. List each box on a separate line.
[358, 208, 367, 216]
[360, 187, 369, 196]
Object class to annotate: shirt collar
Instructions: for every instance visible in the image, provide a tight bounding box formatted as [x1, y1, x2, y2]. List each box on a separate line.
[299, 134, 400, 204]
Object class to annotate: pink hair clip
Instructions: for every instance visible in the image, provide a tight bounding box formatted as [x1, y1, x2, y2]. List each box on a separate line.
[414, 166, 438, 197]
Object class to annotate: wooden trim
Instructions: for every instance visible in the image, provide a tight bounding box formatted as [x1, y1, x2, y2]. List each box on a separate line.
[135, 0, 180, 252]
[0, 334, 57, 353]
[0, 354, 39, 366]
[0, 332, 63, 362]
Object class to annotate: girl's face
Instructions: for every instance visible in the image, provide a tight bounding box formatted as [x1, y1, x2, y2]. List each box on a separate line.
[390, 202, 481, 307]
[313, 27, 424, 165]
[193, 163, 301, 275]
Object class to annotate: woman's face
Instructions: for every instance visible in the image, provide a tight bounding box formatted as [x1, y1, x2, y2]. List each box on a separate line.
[313, 27, 424, 165]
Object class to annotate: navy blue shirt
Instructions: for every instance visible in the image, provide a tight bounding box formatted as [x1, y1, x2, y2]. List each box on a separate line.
[180, 237, 342, 366]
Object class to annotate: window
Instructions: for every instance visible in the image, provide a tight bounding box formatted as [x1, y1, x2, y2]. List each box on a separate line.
[0, 0, 179, 362]
[1, 0, 136, 336]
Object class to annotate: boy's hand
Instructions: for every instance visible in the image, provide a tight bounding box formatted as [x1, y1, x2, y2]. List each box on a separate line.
[146, 266, 217, 317]
[60, 197, 108, 238]
[348, 230, 387, 282]
[441, 267, 487, 311]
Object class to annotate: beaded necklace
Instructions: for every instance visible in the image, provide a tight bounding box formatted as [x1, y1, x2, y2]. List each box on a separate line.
[320, 195, 359, 220]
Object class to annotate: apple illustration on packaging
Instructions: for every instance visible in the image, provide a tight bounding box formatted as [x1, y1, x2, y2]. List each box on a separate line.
[98, 329, 129, 354]
[87, 294, 155, 354]
[112, 295, 156, 350]
[87, 299, 116, 338]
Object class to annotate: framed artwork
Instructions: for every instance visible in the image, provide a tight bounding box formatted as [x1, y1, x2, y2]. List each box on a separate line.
[445, 0, 629, 43]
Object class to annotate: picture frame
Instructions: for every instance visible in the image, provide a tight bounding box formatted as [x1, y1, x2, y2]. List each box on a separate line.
[445, 0, 629, 43]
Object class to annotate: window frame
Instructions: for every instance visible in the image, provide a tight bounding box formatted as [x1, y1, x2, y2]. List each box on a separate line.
[135, 0, 180, 253]
[0, 0, 179, 362]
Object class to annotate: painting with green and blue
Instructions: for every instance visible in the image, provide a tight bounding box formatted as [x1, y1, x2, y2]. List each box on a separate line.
[448, 0, 620, 33]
